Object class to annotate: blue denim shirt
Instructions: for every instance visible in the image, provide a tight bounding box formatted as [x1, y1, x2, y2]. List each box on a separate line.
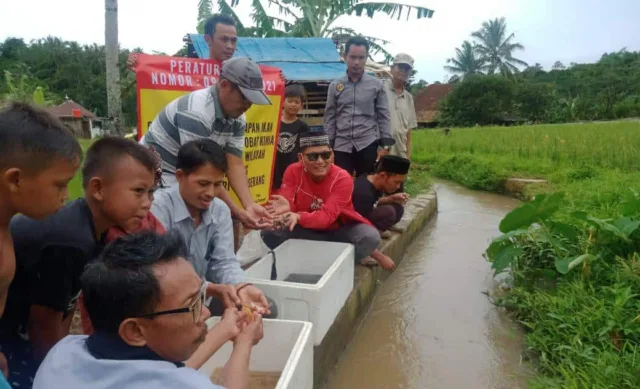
[151, 187, 245, 285]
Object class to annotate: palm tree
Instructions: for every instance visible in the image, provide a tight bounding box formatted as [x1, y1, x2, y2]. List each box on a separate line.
[105, 0, 125, 135]
[197, 0, 435, 62]
[471, 17, 527, 76]
[444, 41, 487, 79]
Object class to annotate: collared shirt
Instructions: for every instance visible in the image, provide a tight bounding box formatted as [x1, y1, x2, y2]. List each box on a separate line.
[33, 335, 223, 389]
[323, 73, 393, 152]
[384, 79, 417, 159]
[151, 187, 245, 285]
[140, 85, 246, 186]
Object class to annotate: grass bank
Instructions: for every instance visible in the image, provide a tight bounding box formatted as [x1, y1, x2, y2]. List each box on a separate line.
[412, 121, 640, 388]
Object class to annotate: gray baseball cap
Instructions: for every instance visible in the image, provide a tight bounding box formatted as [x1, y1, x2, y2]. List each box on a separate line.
[220, 57, 271, 105]
[393, 53, 415, 68]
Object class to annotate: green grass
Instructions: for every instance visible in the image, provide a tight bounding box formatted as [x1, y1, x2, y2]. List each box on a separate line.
[413, 121, 640, 172]
[411, 121, 640, 388]
[66, 139, 93, 200]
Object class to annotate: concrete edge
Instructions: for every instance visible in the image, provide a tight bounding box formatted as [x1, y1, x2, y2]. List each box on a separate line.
[313, 188, 439, 388]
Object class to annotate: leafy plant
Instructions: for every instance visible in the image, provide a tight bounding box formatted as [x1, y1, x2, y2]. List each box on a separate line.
[486, 191, 640, 278]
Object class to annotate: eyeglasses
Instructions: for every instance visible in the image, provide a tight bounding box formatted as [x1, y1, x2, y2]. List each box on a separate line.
[132, 280, 207, 324]
[304, 151, 332, 162]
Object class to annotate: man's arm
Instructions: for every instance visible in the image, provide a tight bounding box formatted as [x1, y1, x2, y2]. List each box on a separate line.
[352, 181, 375, 219]
[225, 154, 254, 209]
[216, 184, 245, 217]
[407, 94, 418, 158]
[28, 246, 80, 358]
[205, 201, 245, 285]
[323, 81, 338, 146]
[297, 174, 353, 230]
[375, 82, 394, 147]
[28, 306, 72, 359]
[276, 165, 298, 212]
[222, 316, 263, 389]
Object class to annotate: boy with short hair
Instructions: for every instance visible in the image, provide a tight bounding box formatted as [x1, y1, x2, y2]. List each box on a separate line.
[0, 102, 82, 388]
[272, 84, 310, 191]
[152, 139, 271, 316]
[0, 136, 158, 388]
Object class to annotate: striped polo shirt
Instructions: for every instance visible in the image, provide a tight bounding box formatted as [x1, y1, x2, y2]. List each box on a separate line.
[140, 85, 245, 179]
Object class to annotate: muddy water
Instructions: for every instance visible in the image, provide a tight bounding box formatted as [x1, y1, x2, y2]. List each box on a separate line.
[325, 181, 532, 389]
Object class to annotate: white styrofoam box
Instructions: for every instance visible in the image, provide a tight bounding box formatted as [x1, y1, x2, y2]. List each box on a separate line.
[244, 239, 355, 345]
[199, 318, 313, 389]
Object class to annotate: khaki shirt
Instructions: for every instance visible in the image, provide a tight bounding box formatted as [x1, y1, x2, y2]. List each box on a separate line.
[384, 79, 417, 158]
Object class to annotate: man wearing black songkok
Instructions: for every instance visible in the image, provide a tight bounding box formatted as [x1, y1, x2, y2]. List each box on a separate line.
[353, 155, 410, 233]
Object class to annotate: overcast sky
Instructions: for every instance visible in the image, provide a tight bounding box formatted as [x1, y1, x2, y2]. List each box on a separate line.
[1, 0, 639, 82]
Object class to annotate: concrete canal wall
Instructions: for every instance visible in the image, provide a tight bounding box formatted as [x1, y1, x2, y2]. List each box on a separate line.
[313, 189, 439, 388]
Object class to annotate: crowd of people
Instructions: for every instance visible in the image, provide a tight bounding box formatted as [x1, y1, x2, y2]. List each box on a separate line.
[0, 13, 418, 389]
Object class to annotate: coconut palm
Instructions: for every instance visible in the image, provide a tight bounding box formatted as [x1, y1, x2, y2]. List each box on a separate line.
[197, 0, 435, 62]
[444, 41, 487, 79]
[471, 17, 527, 76]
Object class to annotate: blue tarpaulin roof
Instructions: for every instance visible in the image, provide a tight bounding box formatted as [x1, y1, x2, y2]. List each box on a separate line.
[187, 35, 347, 82]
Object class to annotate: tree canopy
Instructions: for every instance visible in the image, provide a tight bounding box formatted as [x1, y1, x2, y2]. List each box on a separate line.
[198, 0, 435, 62]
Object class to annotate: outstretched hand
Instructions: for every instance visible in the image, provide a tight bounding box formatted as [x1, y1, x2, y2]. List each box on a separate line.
[265, 195, 290, 216]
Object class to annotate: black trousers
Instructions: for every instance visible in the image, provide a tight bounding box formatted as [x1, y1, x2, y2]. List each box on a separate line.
[333, 141, 378, 177]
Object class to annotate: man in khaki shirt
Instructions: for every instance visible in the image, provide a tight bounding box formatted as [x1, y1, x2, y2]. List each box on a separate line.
[384, 53, 418, 159]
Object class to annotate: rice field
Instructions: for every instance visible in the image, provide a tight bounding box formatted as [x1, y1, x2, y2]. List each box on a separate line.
[412, 120, 640, 171]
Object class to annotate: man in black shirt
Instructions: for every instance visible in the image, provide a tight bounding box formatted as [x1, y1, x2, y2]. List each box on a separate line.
[272, 84, 310, 191]
[353, 155, 411, 233]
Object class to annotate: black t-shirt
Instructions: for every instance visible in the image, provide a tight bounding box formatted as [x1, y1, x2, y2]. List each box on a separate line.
[352, 174, 383, 220]
[272, 119, 310, 190]
[1, 199, 103, 334]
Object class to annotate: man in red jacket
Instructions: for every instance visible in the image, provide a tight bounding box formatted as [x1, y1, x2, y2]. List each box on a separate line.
[262, 130, 393, 269]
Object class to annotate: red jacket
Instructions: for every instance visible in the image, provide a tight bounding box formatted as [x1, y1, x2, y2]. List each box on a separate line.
[79, 213, 166, 335]
[277, 162, 372, 230]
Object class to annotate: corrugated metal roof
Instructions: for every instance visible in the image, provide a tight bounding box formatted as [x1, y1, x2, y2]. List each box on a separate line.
[187, 35, 347, 82]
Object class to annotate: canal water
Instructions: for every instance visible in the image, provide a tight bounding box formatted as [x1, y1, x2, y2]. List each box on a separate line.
[325, 181, 532, 389]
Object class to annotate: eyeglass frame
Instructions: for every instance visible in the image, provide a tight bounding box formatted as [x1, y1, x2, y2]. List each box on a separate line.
[131, 280, 207, 324]
[303, 150, 333, 162]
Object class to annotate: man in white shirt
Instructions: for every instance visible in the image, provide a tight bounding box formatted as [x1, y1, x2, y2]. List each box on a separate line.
[33, 232, 263, 389]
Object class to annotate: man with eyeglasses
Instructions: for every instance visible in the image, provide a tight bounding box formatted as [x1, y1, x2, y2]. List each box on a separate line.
[262, 130, 383, 267]
[33, 231, 264, 389]
[140, 56, 274, 245]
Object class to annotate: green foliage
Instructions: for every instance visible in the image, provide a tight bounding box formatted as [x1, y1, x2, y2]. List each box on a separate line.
[0, 37, 141, 127]
[216, 1, 435, 63]
[439, 75, 515, 126]
[411, 122, 640, 387]
[471, 17, 527, 76]
[444, 41, 487, 79]
[514, 82, 555, 123]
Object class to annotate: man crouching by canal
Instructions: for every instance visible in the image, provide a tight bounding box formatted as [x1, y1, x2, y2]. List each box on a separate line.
[33, 231, 263, 389]
[261, 130, 387, 268]
[351, 155, 411, 270]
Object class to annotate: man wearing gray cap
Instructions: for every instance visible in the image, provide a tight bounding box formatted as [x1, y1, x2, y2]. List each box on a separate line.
[140, 57, 272, 231]
[384, 53, 418, 160]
